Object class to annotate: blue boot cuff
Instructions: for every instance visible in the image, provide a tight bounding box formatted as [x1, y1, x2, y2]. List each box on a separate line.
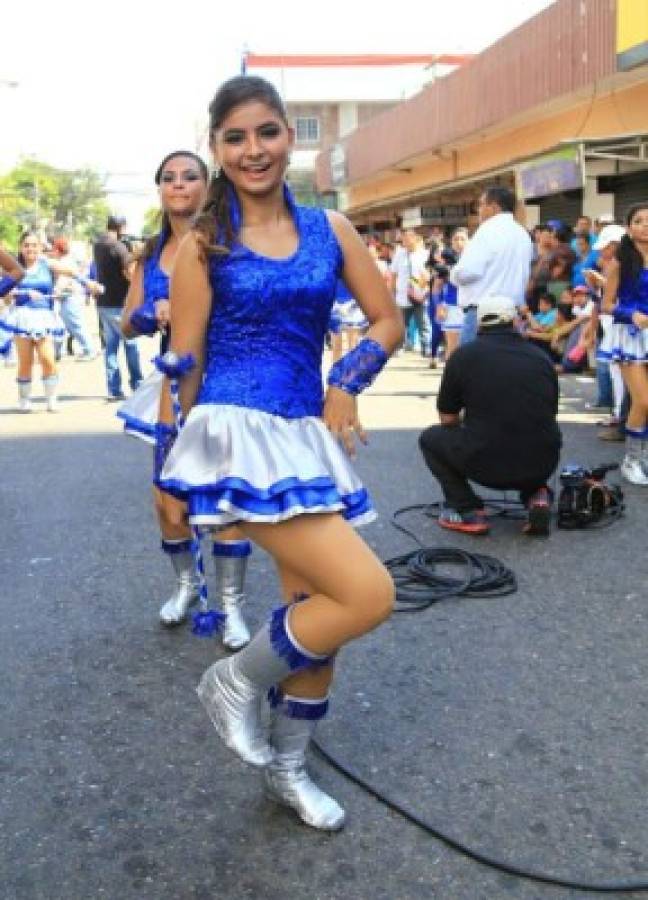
[212, 539, 252, 558]
[269, 604, 331, 671]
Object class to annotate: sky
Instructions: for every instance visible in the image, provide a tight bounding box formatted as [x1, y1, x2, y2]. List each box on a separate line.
[0, 0, 554, 228]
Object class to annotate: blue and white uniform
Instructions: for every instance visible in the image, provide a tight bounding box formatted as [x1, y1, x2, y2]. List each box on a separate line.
[329, 279, 367, 333]
[598, 268, 648, 363]
[434, 280, 464, 332]
[0, 259, 65, 342]
[157, 186, 375, 528]
[117, 234, 170, 444]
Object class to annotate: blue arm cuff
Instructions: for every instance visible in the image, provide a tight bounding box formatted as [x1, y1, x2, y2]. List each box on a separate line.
[130, 304, 159, 336]
[0, 275, 18, 297]
[154, 352, 196, 378]
[327, 337, 388, 395]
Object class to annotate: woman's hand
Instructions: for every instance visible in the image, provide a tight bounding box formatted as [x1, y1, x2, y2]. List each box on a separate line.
[323, 386, 367, 458]
[155, 299, 171, 328]
[632, 311, 648, 330]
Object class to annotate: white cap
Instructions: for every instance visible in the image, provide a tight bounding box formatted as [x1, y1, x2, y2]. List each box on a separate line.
[596, 213, 615, 226]
[477, 295, 517, 327]
[594, 224, 625, 250]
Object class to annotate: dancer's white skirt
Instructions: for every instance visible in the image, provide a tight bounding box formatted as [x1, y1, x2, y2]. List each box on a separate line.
[157, 403, 376, 528]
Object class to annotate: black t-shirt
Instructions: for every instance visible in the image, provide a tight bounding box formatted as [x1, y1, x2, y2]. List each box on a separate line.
[93, 233, 131, 307]
[437, 328, 561, 482]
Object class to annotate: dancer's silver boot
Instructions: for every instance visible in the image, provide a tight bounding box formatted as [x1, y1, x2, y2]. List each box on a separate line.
[159, 546, 200, 626]
[264, 701, 345, 831]
[17, 378, 32, 413]
[196, 606, 329, 768]
[43, 375, 59, 413]
[196, 656, 273, 767]
[214, 552, 251, 651]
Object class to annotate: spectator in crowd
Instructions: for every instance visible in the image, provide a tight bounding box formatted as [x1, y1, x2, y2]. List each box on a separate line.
[572, 215, 594, 245]
[594, 213, 615, 236]
[419, 295, 561, 536]
[93, 215, 143, 400]
[572, 232, 599, 288]
[50, 237, 97, 360]
[526, 222, 555, 311]
[451, 186, 533, 345]
[390, 228, 432, 359]
[545, 222, 576, 303]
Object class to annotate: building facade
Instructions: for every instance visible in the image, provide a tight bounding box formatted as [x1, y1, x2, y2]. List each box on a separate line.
[244, 52, 473, 207]
[316, 0, 648, 232]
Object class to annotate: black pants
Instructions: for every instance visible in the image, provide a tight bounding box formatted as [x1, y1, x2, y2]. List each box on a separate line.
[419, 425, 556, 513]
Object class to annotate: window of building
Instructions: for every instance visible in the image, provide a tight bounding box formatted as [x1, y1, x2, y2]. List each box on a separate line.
[295, 117, 320, 143]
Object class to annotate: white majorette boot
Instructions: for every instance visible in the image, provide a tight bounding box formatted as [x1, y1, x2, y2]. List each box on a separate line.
[196, 602, 330, 768]
[264, 688, 345, 831]
[17, 378, 32, 413]
[213, 539, 252, 650]
[42, 375, 59, 413]
[620, 430, 648, 486]
[159, 539, 200, 625]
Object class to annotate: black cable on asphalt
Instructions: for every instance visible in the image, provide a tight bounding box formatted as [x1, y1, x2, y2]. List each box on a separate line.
[313, 501, 648, 893]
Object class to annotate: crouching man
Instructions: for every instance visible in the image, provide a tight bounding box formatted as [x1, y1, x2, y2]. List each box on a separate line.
[419, 295, 562, 536]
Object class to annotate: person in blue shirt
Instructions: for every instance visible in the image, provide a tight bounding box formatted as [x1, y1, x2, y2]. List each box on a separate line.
[572, 232, 599, 288]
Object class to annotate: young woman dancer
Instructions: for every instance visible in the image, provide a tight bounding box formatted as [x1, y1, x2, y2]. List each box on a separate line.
[600, 204, 648, 484]
[1, 232, 99, 412]
[156, 76, 402, 830]
[434, 227, 468, 361]
[0, 248, 24, 357]
[118, 151, 253, 648]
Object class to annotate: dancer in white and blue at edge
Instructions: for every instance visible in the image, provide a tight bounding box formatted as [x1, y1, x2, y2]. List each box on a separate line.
[434, 227, 468, 361]
[0, 247, 25, 358]
[328, 277, 368, 362]
[0, 231, 101, 412]
[117, 151, 254, 648]
[155, 75, 402, 830]
[599, 203, 648, 485]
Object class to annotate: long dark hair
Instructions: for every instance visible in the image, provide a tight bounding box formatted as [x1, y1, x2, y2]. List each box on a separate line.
[617, 203, 648, 289]
[17, 230, 40, 266]
[141, 150, 209, 261]
[195, 75, 289, 252]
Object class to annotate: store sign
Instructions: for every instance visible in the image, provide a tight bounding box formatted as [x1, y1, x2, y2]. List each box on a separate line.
[617, 0, 648, 71]
[400, 206, 422, 228]
[517, 148, 584, 201]
[330, 144, 347, 188]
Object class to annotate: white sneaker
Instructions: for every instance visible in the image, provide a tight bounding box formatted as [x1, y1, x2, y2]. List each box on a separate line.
[18, 397, 32, 413]
[46, 396, 59, 413]
[620, 454, 648, 485]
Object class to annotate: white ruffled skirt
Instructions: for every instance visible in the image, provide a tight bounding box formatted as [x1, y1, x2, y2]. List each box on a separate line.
[0, 306, 65, 342]
[157, 403, 376, 528]
[117, 370, 163, 444]
[438, 305, 464, 332]
[597, 322, 648, 364]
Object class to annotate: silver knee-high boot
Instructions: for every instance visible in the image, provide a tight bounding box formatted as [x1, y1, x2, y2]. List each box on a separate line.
[212, 540, 251, 650]
[264, 690, 345, 831]
[43, 375, 59, 413]
[17, 378, 32, 413]
[196, 602, 330, 767]
[159, 539, 200, 625]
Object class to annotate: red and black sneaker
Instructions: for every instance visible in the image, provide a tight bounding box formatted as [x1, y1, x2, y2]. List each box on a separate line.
[523, 487, 551, 536]
[438, 507, 490, 535]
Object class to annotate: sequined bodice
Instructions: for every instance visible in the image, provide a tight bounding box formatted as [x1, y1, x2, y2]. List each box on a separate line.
[198, 196, 343, 418]
[618, 268, 648, 314]
[22, 259, 53, 295]
[143, 236, 169, 306]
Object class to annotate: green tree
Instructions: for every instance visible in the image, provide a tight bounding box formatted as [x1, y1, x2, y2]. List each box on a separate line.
[142, 206, 162, 237]
[0, 158, 110, 248]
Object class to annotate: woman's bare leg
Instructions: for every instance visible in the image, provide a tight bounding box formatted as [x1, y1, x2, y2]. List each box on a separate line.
[15, 337, 34, 411]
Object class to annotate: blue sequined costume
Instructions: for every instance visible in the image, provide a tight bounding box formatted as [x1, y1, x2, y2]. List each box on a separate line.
[599, 268, 648, 363]
[117, 234, 170, 443]
[0, 259, 65, 342]
[157, 186, 376, 527]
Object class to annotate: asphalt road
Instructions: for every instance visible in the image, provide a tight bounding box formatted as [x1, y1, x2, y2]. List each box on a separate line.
[1, 343, 648, 900]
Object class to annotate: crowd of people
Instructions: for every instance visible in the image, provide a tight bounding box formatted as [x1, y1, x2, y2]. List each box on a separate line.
[1, 72, 648, 834]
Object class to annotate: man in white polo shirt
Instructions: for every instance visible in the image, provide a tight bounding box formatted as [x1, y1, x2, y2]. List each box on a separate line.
[451, 187, 533, 345]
